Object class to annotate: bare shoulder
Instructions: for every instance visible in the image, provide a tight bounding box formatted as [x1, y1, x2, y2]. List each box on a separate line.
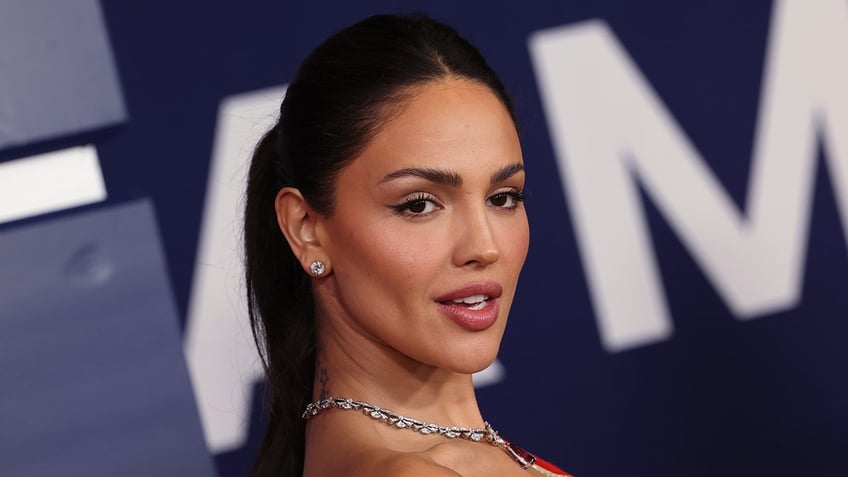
[382, 453, 464, 476]
[346, 451, 464, 477]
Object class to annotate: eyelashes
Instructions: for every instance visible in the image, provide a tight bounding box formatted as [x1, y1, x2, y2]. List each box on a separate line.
[390, 193, 439, 215]
[389, 189, 527, 217]
[488, 190, 527, 208]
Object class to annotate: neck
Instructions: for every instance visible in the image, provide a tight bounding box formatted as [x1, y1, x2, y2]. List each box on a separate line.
[312, 314, 486, 428]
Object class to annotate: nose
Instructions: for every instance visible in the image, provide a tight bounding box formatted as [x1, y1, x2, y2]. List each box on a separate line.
[452, 206, 500, 268]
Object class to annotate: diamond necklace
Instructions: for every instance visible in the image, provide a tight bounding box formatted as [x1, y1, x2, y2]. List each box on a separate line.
[302, 397, 537, 469]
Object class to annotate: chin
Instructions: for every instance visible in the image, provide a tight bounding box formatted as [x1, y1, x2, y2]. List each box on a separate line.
[445, 344, 501, 375]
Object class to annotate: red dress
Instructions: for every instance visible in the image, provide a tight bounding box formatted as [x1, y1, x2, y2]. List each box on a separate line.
[531, 454, 572, 476]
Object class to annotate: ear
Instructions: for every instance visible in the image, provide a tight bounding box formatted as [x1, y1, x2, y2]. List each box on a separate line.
[274, 187, 328, 275]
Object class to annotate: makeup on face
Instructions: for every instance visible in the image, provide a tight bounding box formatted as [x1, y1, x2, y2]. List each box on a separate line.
[315, 78, 529, 373]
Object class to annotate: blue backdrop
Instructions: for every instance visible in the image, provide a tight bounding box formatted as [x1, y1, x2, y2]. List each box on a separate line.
[1, 1, 846, 476]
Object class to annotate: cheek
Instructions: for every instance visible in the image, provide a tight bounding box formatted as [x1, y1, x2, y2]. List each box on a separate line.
[333, 220, 448, 294]
[501, 214, 530, 266]
[372, 240, 433, 290]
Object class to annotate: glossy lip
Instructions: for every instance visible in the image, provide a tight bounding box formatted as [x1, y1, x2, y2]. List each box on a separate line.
[434, 281, 503, 331]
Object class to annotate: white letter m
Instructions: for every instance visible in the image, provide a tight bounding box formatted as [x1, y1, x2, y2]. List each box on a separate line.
[529, 0, 848, 352]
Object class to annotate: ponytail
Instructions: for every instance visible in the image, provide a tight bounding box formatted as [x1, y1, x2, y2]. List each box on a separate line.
[245, 127, 316, 477]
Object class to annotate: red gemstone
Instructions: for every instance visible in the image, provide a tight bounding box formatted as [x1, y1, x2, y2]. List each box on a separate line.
[509, 443, 534, 462]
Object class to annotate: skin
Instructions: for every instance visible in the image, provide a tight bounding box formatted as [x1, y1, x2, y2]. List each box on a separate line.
[276, 78, 535, 476]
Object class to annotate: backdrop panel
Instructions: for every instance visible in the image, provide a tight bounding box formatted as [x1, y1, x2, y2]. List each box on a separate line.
[0, 200, 216, 477]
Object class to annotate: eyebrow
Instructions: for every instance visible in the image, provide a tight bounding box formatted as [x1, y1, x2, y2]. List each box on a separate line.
[380, 167, 462, 186]
[379, 162, 524, 186]
[491, 162, 524, 184]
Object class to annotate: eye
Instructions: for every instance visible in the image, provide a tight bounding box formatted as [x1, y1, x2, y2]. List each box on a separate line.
[390, 193, 442, 216]
[487, 189, 526, 209]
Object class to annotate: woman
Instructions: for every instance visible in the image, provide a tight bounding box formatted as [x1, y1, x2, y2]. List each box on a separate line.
[244, 13, 570, 477]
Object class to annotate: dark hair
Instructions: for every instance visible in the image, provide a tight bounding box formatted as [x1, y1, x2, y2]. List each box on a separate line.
[244, 13, 515, 477]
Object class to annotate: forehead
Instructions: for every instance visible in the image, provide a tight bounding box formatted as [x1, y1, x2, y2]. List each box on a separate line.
[345, 78, 522, 180]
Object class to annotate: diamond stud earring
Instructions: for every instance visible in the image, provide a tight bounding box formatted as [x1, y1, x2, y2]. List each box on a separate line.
[309, 260, 326, 277]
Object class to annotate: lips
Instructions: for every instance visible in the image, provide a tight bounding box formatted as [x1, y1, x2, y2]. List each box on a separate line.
[435, 282, 503, 331]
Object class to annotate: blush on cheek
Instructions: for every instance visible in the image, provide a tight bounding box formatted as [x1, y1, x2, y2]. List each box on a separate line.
[379, 233, 444, 270]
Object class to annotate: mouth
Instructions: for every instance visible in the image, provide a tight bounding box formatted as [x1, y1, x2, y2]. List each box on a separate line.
[444, 294, 491, 311]
[435, 281, 503, 304]
[434, 282, 503, 331]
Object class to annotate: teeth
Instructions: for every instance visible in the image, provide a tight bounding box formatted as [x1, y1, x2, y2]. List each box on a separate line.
[451, 295, 489, 305]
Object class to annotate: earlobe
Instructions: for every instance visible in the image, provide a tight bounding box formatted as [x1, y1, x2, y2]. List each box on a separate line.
[274, 187, 329, 275]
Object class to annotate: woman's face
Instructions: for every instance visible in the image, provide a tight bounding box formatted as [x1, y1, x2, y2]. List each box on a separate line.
[315, 78, 529, 373]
